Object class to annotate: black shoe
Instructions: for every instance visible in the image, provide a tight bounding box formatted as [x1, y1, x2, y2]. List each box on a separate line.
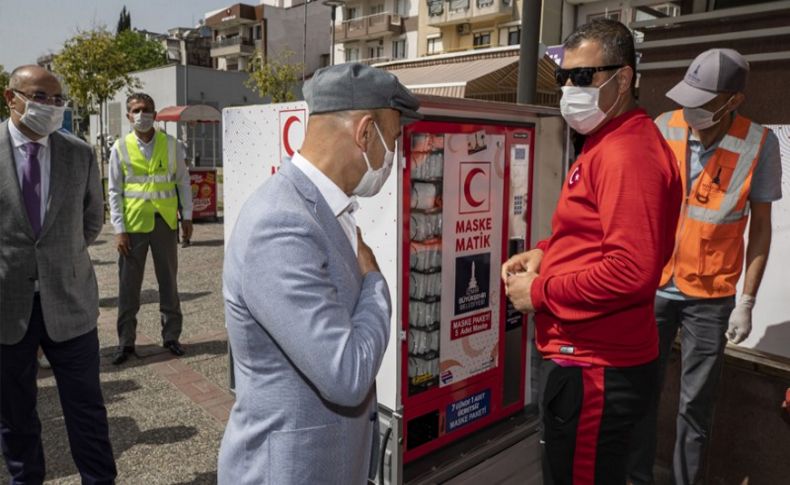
[112, 346, 135, 365]
[164, 340, 185, 356]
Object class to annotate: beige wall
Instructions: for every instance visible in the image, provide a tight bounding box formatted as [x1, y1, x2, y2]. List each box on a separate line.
[415, 0, 564, 57]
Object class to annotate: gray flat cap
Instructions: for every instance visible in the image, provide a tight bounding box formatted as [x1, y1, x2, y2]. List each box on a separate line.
[666, 48, 749, 108]
[304, 63, 422, 123]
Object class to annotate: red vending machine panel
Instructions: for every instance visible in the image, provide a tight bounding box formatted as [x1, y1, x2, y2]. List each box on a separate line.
[402, 121, 535, 462]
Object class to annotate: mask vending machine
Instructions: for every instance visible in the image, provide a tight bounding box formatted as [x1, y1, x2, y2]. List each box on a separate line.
[222, 96, 567, 484]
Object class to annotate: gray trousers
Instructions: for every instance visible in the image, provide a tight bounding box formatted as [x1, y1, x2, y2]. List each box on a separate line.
[627, 295, 735, 485]
[117, 215, 182, 348]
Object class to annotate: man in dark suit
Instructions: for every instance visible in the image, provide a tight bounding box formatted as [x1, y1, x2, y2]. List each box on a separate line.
[0, 65, 117, 484]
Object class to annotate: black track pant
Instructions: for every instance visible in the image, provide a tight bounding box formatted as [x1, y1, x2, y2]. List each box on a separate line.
[540, 358, 658, 485]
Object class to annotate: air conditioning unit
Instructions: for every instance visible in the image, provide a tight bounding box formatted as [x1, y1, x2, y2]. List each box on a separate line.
[457, 23, 471, 35]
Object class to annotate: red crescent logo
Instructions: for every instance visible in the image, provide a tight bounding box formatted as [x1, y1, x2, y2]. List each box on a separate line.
[464, 168, 485, 207]
[282, 116, 301, 157]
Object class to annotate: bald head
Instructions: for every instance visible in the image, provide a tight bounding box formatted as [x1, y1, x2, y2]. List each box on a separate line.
[4, 64, 64, 138]
[8, 65, 60, 91]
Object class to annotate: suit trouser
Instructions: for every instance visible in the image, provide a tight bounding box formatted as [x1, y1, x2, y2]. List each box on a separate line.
[117, 214, 182, 348]
[539, 358, 658, 485]
[0, 295, 117, 485]
[627, 295, 735, 485]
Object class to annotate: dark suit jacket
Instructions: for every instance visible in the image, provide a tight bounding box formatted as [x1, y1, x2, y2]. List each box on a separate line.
[0, 121, 104, 344]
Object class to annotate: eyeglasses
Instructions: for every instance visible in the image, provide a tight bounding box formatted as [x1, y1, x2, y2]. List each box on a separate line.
[555, 65, 623, 87]
[14, 89, 68, 107]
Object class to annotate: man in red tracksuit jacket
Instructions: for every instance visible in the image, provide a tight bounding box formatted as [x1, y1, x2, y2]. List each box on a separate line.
[503, 19, 682, 484]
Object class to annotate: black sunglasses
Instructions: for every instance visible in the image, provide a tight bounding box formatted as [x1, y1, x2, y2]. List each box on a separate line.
[555, 65, 623, 87]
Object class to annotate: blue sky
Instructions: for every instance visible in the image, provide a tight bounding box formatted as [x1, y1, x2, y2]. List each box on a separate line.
[0, 0, 233, 70]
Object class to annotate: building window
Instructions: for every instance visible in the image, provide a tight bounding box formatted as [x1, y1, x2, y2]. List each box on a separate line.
[473, 31, 491, 49]
[427, 0, 443, 16]
[320, 53, 330, 67]
[449, 0, 470, 11]
[368, 44, 384, 60]
[507, 27, 520, 45]
[346, 7, 358, 19]
[392, 39, 406, 59]
[255, 25, 262, 40]
[370, 4, 384, 14]
[427, 36, 442, 55]
[587, 10, 621, 22]
[345, 47, 360, 62]
[395, 0, 408, 16]
[477, 0, 494, 7]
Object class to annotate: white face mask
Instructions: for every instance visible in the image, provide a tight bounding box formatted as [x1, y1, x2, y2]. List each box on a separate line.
[14, 93, 66, 137]
[559, 69, 622, 135]
[353, 121, 396, 198]
[132, 112, 155, 132]
[682, 97, 732, 131]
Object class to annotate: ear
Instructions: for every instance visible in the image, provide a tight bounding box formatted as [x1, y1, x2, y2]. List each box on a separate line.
[353, 114, 374, 152]
[617, 66, 634, 95]
[4, 88, 18, 111]
[730, 93, 745, 111]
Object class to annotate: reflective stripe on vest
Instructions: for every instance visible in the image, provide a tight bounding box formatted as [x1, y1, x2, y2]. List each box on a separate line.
[119, 131, 179, 233]
[124, 189, 179, 200]
[655, 109, 767, 297]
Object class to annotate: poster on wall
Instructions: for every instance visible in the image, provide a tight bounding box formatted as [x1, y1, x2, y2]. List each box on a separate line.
[439, 131, 505, 387]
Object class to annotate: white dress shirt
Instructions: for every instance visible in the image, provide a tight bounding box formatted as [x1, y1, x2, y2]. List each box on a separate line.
[291, 152, 359, 255]
[108, 131, 194, 234]
[8, 121, 51, 226]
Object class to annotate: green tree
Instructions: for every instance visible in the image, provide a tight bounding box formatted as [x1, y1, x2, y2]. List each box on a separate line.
[115, 30, 166, 72]
[245, 50, 303, 103]
[0, 65, 9, 120]
[53, 28, 140, 166]
[116, 6, 131, 34]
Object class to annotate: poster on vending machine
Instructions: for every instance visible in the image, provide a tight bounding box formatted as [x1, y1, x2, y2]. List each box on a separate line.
[438, 131, 506, 386]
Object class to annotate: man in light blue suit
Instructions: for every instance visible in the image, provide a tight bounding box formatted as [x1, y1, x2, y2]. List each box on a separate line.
[218, 63, 420, 485]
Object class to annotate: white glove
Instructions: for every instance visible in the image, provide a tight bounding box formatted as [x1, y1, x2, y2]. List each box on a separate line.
[726, 294, 755, 344]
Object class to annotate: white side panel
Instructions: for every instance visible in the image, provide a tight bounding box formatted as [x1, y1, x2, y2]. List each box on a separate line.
[222, 101, 401, 410]
[737, 125, 790, 359]
[222, 102, 308, 243]
[356, 159, 402, 412]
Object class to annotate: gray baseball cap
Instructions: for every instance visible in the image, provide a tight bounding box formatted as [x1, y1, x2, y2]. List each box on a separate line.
[666, 49, 749, 108]
[303, 63, 422, 123]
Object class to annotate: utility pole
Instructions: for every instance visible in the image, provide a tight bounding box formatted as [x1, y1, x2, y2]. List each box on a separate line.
[323, 0, 346, 65]
[517, 0, 542, 104]
[303, 0, 309, 81]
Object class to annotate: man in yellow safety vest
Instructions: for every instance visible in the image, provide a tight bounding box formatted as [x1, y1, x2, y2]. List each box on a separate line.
[107, 92, 193, 365]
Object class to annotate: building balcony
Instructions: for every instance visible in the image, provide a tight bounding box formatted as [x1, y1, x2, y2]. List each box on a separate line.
[359, 56, 392, 66]
[426, 0, 513, 27]
[335, 12, 403, 42]
[205, 4, 260, 29]
[210, 37, 256, 58]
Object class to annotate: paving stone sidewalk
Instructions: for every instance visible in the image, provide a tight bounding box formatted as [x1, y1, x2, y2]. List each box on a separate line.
[1, 220, 232, 484]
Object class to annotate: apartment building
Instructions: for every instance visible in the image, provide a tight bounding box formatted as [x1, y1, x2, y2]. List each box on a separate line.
[205, 1, 333, 76]
[333, 0, 420, 64]
[205, 4, 265, 71]
[416, 0, 563, 57]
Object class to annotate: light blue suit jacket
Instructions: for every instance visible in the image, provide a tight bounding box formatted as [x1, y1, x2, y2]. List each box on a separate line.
[218, 160, 391, 485]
